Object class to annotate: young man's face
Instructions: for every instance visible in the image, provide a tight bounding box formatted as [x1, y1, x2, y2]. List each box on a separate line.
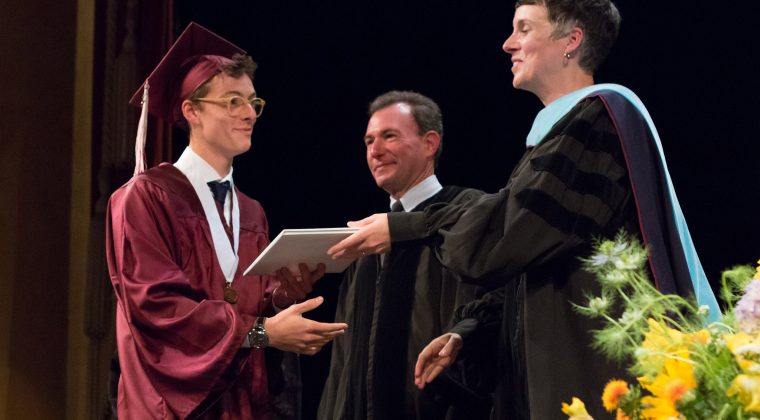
[364, 103, 436, 199]
[190, 73, 258, 164]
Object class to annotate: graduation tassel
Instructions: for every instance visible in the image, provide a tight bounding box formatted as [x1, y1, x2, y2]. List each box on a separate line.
[133, 82, 149, 176]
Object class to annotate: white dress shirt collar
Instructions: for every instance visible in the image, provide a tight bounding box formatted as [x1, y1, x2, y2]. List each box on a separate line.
[175, 146, 234, 186]
[389, 175, 442, 212]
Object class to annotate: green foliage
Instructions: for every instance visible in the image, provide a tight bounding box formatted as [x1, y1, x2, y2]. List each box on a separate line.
[577, 230, 704, 365]
[570, 229, 758, 419]
[722, 266, 757, 312]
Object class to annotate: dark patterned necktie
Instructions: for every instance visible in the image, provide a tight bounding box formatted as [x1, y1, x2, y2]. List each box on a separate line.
[391, 201, 404, 212]
[207, 180, 231, 205]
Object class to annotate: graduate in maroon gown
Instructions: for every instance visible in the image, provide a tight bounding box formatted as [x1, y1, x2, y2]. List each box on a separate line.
[106, 22, 347, 420]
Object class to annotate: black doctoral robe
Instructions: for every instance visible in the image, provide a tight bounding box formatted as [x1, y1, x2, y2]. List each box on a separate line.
[318, 185, 494, 420]
[387, 92, 705, 419]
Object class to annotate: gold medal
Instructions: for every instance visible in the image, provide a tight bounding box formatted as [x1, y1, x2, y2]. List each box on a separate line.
[223, 283, 238, 304]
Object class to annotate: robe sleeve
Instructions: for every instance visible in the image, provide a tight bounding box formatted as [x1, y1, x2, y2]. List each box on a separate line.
[389, 97, 633, 287]
[106, 178, 257, 417]
[446, 286, 504, 391]
[449, 286, 504, 343]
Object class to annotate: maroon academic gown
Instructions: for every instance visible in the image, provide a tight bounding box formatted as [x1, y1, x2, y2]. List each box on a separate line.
[106, 163, 276, 419]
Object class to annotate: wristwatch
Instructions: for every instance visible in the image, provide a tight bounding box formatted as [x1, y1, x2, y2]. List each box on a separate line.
[247, 317, 269, 349]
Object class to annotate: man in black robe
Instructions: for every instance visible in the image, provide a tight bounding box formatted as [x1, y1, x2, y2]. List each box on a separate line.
[327, 0, 719, 417]
[318, 91, 491, 420]
[329, 92, 715, 418]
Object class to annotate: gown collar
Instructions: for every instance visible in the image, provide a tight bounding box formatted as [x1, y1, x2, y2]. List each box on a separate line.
[174, 146, 240, 284]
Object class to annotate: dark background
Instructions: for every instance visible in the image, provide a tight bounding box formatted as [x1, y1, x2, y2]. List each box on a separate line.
[175, 2, 760, 418]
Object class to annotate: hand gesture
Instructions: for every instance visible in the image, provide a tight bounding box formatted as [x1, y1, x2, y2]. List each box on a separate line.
[328, 213, 390, 259]
[414, 332, 463, 389]
[275, 262, 326, 305]
[266, 296, 347, 356]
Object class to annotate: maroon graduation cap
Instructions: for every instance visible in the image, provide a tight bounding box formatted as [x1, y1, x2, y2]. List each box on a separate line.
[129, 22, 246, 175]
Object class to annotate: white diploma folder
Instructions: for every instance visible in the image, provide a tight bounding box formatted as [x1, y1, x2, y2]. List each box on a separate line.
[243, 228, 360, 276]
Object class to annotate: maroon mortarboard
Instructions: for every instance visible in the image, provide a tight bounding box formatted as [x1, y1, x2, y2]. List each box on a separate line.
[129, 21, 246, 123]
[129, 22, 246, 175]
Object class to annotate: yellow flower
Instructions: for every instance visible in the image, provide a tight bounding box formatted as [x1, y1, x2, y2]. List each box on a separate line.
[688, 329, 711, 345]
[638, 350, 696, 401]
[725, 332, 760, 374]
[643, 319, 684, 347]
[639, 319, 686, 374]
[562, 397, 593, 419]
[727, 374, 760, 412]
[602, 379, 630, 412]
[640, 395, 679, 419]
[636, 350, 694, 419]
[754, 259, 760, 280]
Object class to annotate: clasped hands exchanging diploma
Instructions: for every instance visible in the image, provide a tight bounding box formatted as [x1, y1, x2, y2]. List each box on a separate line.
[264, 214, 392, 357]
[327, 214, 462, 386]
[266, 262, 347, 356]
[263, 214, 390, 357]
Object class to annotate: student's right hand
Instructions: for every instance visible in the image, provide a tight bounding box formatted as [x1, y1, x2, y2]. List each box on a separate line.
[265, 296, 347, 355]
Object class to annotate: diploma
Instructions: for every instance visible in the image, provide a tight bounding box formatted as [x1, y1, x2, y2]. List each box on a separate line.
[244, 228, 359, 276]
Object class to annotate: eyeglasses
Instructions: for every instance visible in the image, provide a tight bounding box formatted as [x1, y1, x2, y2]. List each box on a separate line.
[195, 96, 266, 117]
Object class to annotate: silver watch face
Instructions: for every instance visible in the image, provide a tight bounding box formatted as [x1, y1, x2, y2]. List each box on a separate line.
[250, 321, 268, 349]
[251, 329, 268, 348]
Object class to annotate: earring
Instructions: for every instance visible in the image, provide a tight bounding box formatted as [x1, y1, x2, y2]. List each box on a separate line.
[563, 51, 571, 65]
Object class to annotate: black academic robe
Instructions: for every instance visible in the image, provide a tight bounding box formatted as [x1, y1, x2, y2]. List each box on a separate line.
[388, 92, 701, 419]
[318, 186, 493, 420]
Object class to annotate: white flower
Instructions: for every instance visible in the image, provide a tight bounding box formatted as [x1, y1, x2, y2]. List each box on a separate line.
[612, 242, 627, 254]
[735, 343, 760, 355]
[590, 254, 610, 267]
[600, 270, 628, 287]
[736, 280, 760, 333]
[588, 296, 611, 315]
[614, 256, 638, 271]
[619, 308, 644, 326]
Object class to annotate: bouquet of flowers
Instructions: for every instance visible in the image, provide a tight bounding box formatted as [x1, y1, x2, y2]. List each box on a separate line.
[561, 230, 760, 419]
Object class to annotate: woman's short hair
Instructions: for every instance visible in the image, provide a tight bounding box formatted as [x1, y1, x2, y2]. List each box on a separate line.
[516, 0, 621, 73]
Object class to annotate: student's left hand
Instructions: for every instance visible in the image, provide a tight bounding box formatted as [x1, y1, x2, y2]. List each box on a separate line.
[274, 263, 325, 306]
